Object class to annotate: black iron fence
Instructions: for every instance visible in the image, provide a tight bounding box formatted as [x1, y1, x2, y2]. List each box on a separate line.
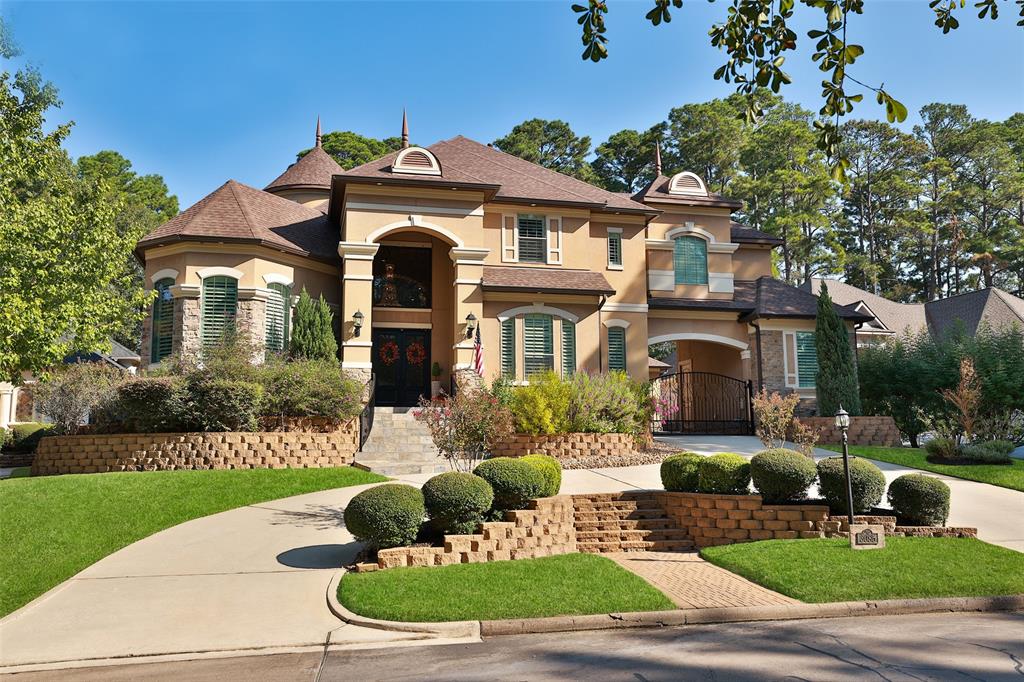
[358, 373, 376, 452]
[650, 371, 753, 435]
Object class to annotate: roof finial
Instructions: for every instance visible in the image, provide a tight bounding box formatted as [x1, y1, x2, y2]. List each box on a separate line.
[655, 140, 663, 176]
[315, 116, 322, 148]
[401, 109, 409, 149]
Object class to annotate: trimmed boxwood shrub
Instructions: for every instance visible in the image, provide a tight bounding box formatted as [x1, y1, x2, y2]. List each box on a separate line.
[887, 473, 950, 526]
[520, 454, 562, 497]
[660, 452, 704, 492]
[697, 453, 751, 495]
[422, 472, 494, 535]
[182, 377, 263, 432]
[750, 448, 817, 503]
[473, 457, 545, 513]
[343, 484, 425, 549]
[816, 456, 886, 515]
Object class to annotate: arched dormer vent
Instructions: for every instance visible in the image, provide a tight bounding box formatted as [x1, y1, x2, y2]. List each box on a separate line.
[667, 171, 708, 196]
[392, 147, 441, 176]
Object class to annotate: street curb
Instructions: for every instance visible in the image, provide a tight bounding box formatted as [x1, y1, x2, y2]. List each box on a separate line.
[326, 570, 481, 639]
[479, 594, 1024, 636]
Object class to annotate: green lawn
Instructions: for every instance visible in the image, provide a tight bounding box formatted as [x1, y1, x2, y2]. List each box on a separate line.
[0, 467, 386, 617]
[821, 444, 1024, 492]
[4, 467, 31, 479]
[339, 553, 675, 621]
[702, 537, 1024, 603]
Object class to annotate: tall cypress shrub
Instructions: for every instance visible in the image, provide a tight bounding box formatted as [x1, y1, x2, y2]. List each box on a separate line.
[814, 283, 861, 416]
[289, 289, 338, 361]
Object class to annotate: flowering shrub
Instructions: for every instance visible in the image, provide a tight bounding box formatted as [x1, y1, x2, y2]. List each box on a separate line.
[416, 387, 515, 472]
[752, 389, 800, 449]
[507, 371, 649, 439]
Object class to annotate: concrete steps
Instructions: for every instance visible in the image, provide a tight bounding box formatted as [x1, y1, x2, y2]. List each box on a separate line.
[354, 407, 446, 476]
[571, 492, 694, 554]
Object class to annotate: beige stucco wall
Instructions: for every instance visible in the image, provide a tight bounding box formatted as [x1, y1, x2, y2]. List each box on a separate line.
[269, 188, 329, 209]
[732, 245, 773, 280]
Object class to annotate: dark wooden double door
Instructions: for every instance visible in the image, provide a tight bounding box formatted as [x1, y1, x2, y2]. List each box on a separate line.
[371, 328, 431, 407]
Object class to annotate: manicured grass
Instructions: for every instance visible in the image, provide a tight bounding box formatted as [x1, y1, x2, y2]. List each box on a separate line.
[0, 467, 386, 617]
[702, 537, 1024, 603]
[339, 553, 675, 621]
[4, 467, 31, 479]
[822, 444, 1024, 493]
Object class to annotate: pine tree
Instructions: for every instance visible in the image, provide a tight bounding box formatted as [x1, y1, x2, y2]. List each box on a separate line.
[814, 283, 862, 416]
[289, 289, 338, 361]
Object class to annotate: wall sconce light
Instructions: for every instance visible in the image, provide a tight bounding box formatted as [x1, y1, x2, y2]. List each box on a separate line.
[465, 312, 477, 339]
[352, 309, 364, 337]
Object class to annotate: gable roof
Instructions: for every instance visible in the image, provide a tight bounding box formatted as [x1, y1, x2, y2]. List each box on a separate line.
[481, 266, 615, 296]
[803, 278, 927, 336]
[265, 145, 344, 193]
[924, 287, 1024, 338]
[137, 180, 339, 263]
[633, 175, 743, 209]
[338, 136, 656, 215]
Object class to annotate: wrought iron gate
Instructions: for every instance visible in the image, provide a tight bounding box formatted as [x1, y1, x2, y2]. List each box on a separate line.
[650, 372, 753, 435]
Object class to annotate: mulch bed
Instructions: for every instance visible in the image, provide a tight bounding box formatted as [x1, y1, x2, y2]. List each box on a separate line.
[558, 440, 680, 470]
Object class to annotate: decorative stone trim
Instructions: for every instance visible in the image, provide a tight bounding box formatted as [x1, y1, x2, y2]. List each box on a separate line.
[31, 423, 359, 475]
[490, 433, 638, 461]
[796, 415, 902, 447]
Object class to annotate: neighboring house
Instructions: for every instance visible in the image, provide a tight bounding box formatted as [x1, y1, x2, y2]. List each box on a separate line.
[134, 118, 868, 427]
[802, 278, 1024, 345]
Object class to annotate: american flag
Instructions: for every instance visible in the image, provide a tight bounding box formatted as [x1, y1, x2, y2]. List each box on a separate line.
[472, 324, 484, 376]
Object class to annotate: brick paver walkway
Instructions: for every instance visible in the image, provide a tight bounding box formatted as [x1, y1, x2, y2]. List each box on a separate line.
[607, 551, 799, 609]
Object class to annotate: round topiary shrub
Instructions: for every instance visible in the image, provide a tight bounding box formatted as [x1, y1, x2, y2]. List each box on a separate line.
[422, 472, 494, 535]
[473, 457, 545, 513]
[343, 484, 425, 549]
[660, 452, 704, 492]
[887, 473, 950, 526]
[816, 456, 886, 515]
[750, 448, 818, 503]
[697, 453, 751, 495]
[520, 454, 562, 497]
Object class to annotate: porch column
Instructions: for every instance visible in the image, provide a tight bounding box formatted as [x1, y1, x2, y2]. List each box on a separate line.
[0, 383, 14, 429]
[168, 283, 201, 361]
[338, 241, 379, 378]
[449, 247, 489, 388]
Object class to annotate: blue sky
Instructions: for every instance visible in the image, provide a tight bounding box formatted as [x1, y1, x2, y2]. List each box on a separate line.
[5, 1, 1023, 208]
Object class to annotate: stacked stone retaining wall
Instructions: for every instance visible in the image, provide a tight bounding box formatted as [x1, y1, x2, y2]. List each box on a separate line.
[490, 433, 637, 461]
[796, 415, 902, 447]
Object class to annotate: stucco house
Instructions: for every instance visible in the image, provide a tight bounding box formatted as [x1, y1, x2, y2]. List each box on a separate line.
[134, 118, 869, 429]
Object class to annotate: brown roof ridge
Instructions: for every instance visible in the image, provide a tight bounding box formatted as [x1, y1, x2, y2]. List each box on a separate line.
[226, 180, 259, 240]
[992, 287, 1024, 324]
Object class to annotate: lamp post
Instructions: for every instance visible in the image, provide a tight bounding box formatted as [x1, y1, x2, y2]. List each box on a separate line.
[834, 405, 854, 528]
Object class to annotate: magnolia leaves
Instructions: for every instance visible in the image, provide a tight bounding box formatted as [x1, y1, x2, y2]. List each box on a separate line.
[572, 0, 609, 62]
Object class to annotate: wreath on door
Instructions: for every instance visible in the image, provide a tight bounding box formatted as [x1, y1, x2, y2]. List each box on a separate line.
[405, 341, 427, 366]
[379, 340, 400, 366]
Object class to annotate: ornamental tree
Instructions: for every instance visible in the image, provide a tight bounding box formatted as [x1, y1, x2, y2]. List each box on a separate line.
[289, 289, 338, 361]
[813, 282, 861, 416]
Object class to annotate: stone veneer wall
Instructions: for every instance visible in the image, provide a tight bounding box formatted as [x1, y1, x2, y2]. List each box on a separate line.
[797, 415, 902, 447]
[490, 433, 638, 461]
[365, 496, 575, 571]
[32, 423, 359, 475]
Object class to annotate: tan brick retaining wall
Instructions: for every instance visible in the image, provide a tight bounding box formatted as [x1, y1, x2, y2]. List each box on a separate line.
[364, 496, 576, 571]
[32, 422, 358, 475]
[797, 415, 902, 447]
[490, 433, 638, 461]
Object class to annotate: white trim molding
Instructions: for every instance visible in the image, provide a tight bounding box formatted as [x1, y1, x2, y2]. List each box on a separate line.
[708, 272, 735, 294]
[740, 350, 752, 360]
[342, 341, 373, 348]
[365, 217, 465, 248]
[195, 266, 243, 280]
[453, 278, 482, 286]
[449, 247, 490, 265]
[601, 302, 648, 313]
[237, 286, 275, 301]
[346, 201, 482, 217]
[667, 171, 708, 196]
[337, 241, 380, 260]
[150, 268, 179, 285]
[372, 322, 432, 329]
[663, 222, 739, 253]
[392, 146, 442, 176]
[342, 273, 374, 281]
[648, 270, 674, 291]
[603, 319, 631, 329]
[665, 223, 716, 243]
[341, 361, 373, 370]
[262, 273, 294, 287]
[169, 283, 200, 298]
[497, 304, 579, 324]
[647, 332, 749, 351]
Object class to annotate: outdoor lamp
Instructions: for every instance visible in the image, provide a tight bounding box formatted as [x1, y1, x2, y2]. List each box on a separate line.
[465, 312, 477, 339]
[352, 310, 364, 337]
[835, 405, 855, 527]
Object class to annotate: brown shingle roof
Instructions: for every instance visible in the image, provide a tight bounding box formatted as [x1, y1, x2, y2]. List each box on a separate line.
[137, 180, 338, 263]
[803, 278, 926, 335]
[730, 222, 784, 246]
[633, 175, 743, 209]
[925, 287, 1024, 338]
[265, 146, 344, 192]
[340, 136, 655, 215]
[481, 266, 615, 296]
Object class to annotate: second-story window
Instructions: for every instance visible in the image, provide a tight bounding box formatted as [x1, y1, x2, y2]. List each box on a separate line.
[607, 229, 623, 269]
[673, 236, 708, 285]
[517, 214, 546, 263]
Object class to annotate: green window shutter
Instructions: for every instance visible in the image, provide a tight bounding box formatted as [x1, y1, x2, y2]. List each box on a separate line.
[200, 276, 238, 348]
[795, 331, 818, 388]
[517, 215, 546, 263]
[673, 236, 708, 285]
[608, 231, 622, 267]
[561, 320, 576, 377]
[523, 313, 554, 377]
[501, 318, 516, 378]
[265, 283, 291, 353]
[607, 327, 626, 372]
[151, 278, 175, 363]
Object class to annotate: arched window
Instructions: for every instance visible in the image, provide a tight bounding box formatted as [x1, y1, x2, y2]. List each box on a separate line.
[265, 283, 291, 354]
[201, 276, 238, 348]
[674, 236, 708, 285]
[151, 278, 175, 363]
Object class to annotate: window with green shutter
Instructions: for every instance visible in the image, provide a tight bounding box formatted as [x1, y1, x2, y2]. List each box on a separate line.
[795, 331, 818, 388]
[501, 318, 516, 378]
[150, 278, 175, 363]
[607, 230, 622, 267]
[607, 326, 626, 372]
[200, 276, 238, 348]
[517, 215, 546, 263]
[265, 283, 291, 354]
[561, 320, 576, 376]
[523, 314, 554, 377]
[673, 236, 708, 285]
